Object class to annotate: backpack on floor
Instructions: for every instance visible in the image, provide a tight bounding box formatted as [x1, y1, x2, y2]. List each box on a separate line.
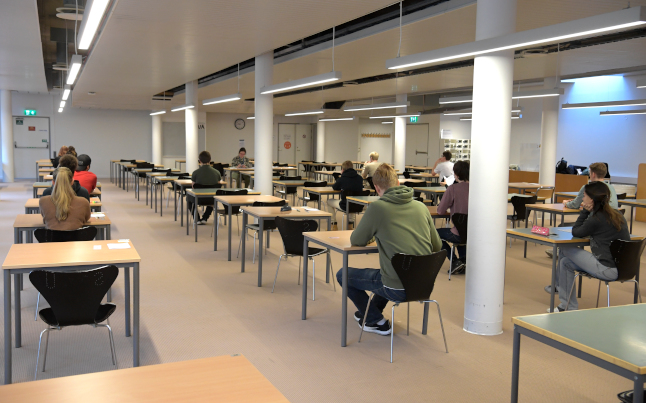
[556, 158, 568, 174]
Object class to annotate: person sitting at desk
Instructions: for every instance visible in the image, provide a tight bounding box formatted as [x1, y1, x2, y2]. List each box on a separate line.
[39, 167, 91, 230]
[432, 151, 454, 181]
[67, 145, 77, 157]
[361, 151, 380, 187]
[74, 154, 98, 194]
[337, 164, 442, 335]
[437, 160, 469, 274]
[190, 151, 222, 225]
[549, 181, 629, 312]
[231, 147, 253, 188]
[327, 160, 363, 228]
[43, 154, 90, 201]
[52, 145, 68, 167]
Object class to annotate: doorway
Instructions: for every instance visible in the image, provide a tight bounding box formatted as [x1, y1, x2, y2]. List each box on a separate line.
[13, 116, 50, 179]
[406, 123, 430, 167]
[278, 124, 313, 165]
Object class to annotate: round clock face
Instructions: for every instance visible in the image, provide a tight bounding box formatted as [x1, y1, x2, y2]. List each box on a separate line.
[234, 118, 245, 130]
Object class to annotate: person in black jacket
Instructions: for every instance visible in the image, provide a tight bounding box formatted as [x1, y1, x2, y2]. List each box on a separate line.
[550, 181, 630, 312]
[42, 154, 90, 202]
[327, 160, 364, 226]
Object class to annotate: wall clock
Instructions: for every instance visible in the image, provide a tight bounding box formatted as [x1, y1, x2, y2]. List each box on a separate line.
[234, 118, 245, 130]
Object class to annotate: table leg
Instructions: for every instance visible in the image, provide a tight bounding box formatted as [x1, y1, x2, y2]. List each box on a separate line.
[194, 198, 199, 242]
[160, 182, 164, 216]
[133, 263, 140, 367]
[181, 188, 184, 227]
[124, 267, 131, 337]
[228, 206, 232, 261]
[511, 326, 521, 403]
[524, 209, 529, 258]
[107, 225, 111, 240]
[229, 172, 233, 188]
[550, 245, 557, 312]
[302, 239, 309, 320]
[154, 181, 158, 213]
[174, 183, 178, 221]
[342, 253, 348, 347]
[214, 201, 219, 251]
[14, 273, 21, 348]
[145, 176, 149, 205]
[561, 214, 564, 226]
[4, 270, 12, 384]
[630, 206, 634, 233]
[318, 195, 322, 211]
[13, 228, 18, 244]
[186, 197, 190, 235]
[241, 213, 247, 272]
[257, 218, 264, 287]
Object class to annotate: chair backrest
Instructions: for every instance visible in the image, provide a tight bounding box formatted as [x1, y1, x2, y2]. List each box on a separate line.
[34, 226, 98, 243]
[29, 266, 118, 327]
[332, 172, 341, 180]
[120, 159, 136, 163]
[510, 195, 537, 220]
[324, 162, 337, 171]
[391, 251, 447, 302]
[452, 213, 468, 244]
[616, 193, 627, 200]
[253, 200, 286, 207]
[366, 177, 375, 190]
[535, 186, 555, 200]
[303, 181, 327, 200]
[168, 172, 189, 177]
[610, 238, 646, 282]
[343, 189, 371, 213]
[135, 162, 154, 169]
[280, 175, 301, 181]
[212, 163, 225, 177]
[193, 183, 222, 189]
[216, 189, 248, 214]
[401, 181, 419, 188]
[274, 217, 318, 256]
[403, 171, 411, 179]
[152, 168, 171, 175]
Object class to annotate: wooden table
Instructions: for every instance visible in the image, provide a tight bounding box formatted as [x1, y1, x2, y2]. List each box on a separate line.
[302, 230, 378, 347]
[345, 195, 381, 230]
[400, 179, 427, 186]
[555, 191, 636, 203]
[511, 304, 646, 403]
[24, 197, 101, 213]
[413, 186, 447, 204]
[508, 182, 543, 194]
[36, 160, 52, 180]
[213, 195, 284, 260]
[507, 193, 547, 203]
[525, 203, 580, 230]
[409, 172, 440, 183]
[0, 354, 289, 402]
[301, 187, 340, 210]
[619, 199, 646, 233]
[175, 158, 186, 170]
[224, 167, 254, 188]
[240, 206, 332, 287]
[2, 240, 141, 384]
[37, 168, 54, 181]
[13, 214, 112, 243]
[32, 182, 51, 198]
[406, 165, 435, 173]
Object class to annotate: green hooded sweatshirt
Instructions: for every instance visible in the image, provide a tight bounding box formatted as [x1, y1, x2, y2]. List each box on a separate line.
[350, 185, 442, 289]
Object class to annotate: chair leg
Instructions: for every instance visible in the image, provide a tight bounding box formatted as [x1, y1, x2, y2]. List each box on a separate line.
[407, 302, 410, 336]
[596, 280, 602, 308]
[35, 328, 49, 380]
[252, 231, 257, 264]
[606, 282, 610, 307]
[312, 257, 316, 301]
[390, 304, 397, 363]
[427, 300, 449, 353]
[271, 255, 285, 293]
[358, 293, 375, 343]
[565, 273, 581, 311]
[95, 323, 118, 366]
[35, 293, 40, 321]
[327, 251, 336, 291]
[42, 327, 51, 372]
[448, 245, 455, 281]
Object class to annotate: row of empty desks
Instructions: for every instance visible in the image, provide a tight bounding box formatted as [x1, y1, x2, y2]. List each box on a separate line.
[14, 214, 112, 243]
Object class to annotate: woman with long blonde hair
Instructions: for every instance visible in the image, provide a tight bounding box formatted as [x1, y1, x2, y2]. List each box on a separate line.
[39, 167, 91, 230]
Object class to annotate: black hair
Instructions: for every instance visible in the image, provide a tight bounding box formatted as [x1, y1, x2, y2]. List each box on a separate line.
[453, 160, 469, 181]
[199, 151, 211, 164]
[238, 147, 246, 154]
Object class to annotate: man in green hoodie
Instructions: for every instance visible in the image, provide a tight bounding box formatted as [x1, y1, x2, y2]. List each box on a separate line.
[337, 164, 442, 335]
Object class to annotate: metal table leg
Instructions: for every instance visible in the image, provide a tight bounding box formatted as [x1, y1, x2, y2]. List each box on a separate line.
[14, 273, 21, 348]
[511, 326, 521, 403]
[241, 212, 248, 273]
[302, 239, 309, 319]
[341, 253, 348, 347]
[133, 263, 140, 367]
[124, 267, 130, 337]
[257, 218, 264, 287]
[549, 244, 557, 312]
[4, 270, 12, 384]
[214, 201, 219, 251]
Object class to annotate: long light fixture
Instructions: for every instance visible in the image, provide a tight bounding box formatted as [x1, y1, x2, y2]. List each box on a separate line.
[439, 89, 564, 104]
[203, 93, 241, 106]
[381, 121, 393, 124]
[368, 113, 420, 119]
[66, 54, 82, 85]
[386, 7, 646, 69]
[59, 101, 66, 108]
[461, 113, 522, 121]
[562, 99, 646, 109]
[62, 85, 71, 101]
[637, 79, 646, 88]
[319, 117, 355, 121]
[77, 0, 110, 50]
[285, 109, 324, 117]
[261, 72, 342, 95]
[444, 107, 524, 116]
[343, 101, 409, 112]
[171, 104, 195, 112]
[247, 116, 255, 120]
[438, 95, 471, 105]
[600, 109, 646, 116]
[58, 108, 64, 113]
[150, 110, 166, 116]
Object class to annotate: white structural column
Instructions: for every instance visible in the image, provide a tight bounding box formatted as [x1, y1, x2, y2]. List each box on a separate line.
[393, 93, 407, 172]
[316, 120, 325, 162]
[538, 77, 559, 187]
[464, 0, 517, 335]
[152, 114, 163, 166]
[254, 51, 274, 196]
[0, 90, 14, 182]
[185, 80, 199, 174]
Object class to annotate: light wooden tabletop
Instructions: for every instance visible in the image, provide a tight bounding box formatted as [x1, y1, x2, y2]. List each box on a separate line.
[90, 188, 101, 195]
[224, 167, 254, 171]
[401, 179, 427, 184]
[0, 354, 289, 403]
[619, 199, 646, 207]
[33, 182, 52, 188]
[186, 188, 261, 196]
[272, 180, 308, 185]
[14, 214, 111, 228]
[302, 186, 340, 194]
[346, 195, 381, 204]
[526, 203, 580, 213]
[38, 168, 55, 172]
[413, 186, 447, 194]
[427, 206, 450, 217]
[44, 175, 53, 180]
[508, 182, 543, 189]
[175, 159, 186, 162]
[214, 195, 283, 205]
[2, 240, 140, 270]
[506, 227, 588, 244]
[37, 188, 45, 196]
[173, 179, 194, 186]
[304, 230, 377, 252]
[242, 206, 332, 218]
[409, 172, 438, 178]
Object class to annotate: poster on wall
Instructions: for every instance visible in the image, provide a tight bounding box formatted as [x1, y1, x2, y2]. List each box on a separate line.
[239, 139, 245, 149]
[520, 143, 540, 171]
[440, 129, 452, 139]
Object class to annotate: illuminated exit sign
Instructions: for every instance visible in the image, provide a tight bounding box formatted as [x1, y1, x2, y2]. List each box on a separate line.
[24, 110, 37, 116]
[409, 116, 418, 123]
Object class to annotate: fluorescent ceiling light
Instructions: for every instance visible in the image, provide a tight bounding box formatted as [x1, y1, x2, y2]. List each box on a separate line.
[438, 95, 472, 105]
[247, 116, 255, 120]
[261, 71, 342, 95]
[562, 99, 646, 109]
[77, 0, 110, 50]
[66, 54, 82, 85]
[319, 117, 355, 121]
[381, 121, 393, 124]
[386, 7, 646, 69]
[443, 107, 524, 116]
[439, 89, 563, 104]
[600, 109, 646, 116]
[62, 85, 71, 101]
[637, 79, 646, 88]
[343, 101, 409, 112]
[59, 101, 66, 108]
[460, 113, 521, 121]
[150, 110, 166, 116]
[202, 93, 241, 106]
[58, 107, 64, 113]
[369, 113, 421, 119]
[285, 110, 324, 117]
[171, 104, 195, 112]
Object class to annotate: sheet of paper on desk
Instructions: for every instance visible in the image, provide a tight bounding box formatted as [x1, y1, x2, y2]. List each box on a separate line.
[91, 213, 105, 218]
[304, 207, 319, 211]
[93, 245, 102, 250]
[108, 243, 131, 249]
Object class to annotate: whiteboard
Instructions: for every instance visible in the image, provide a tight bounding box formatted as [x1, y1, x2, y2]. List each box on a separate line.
[13, 117, 50, 149]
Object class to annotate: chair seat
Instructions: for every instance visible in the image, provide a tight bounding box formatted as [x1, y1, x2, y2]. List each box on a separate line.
[38, 303, 116, 327]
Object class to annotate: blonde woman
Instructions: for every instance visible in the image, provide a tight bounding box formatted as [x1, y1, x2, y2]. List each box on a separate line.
[39, 167, 91, 230]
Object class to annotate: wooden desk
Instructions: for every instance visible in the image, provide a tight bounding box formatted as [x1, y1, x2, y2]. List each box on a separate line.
[525, 203, 580, 227]
[38, 168, 54, 181]
[400, 179, 427, 186]
[413, 186, 447, 205]
[618, 199, 646, 233]
[36, 160, 53, 180]
[14, 213, 112, 243]
[213, 195, 284, 260]
[90, 188, 101, 200]
[224, 167, 254, 188]
[427, 205, 451, 219]
[345, 196, 380, 230]
[24, 197, 101, 214]
[508, 182, 543, 194]
[409, 172, 440, 183]
[2, 240, 141, 384]
[302, 230, 378, 347]
[301, 187, 340, 210]
[32, 182, 51, 198]
[240, 206, 332, 287]
[406, 165, 435, 173]
[175, 158, 186, 170]
[511, 305, 646, 403]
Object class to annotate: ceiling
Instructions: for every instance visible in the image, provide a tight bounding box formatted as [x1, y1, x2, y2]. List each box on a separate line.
[0, 0, 48, 93]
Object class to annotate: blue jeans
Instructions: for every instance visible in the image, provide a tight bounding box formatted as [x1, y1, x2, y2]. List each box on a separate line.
[336, 268, 406, 324]
[437, 228, 465, 262]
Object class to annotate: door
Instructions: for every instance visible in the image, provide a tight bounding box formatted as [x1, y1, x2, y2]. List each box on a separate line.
[295, 124, 313, 164]
[13, 116, 50, 179]
[406, 123, 429, 167]
[278, 124, 296, 165]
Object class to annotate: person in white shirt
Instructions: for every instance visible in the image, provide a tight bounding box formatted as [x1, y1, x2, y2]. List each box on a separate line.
[433, 151, 454, 180]
[361, 151, 381, 188]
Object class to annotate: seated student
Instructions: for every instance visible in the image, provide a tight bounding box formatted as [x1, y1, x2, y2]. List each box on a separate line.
[337, 164, 442, 335]
[43, 154, 90, 201]
[432, 151, 454, 180]
[549, 181, 629, 312]
[74, 154, 98, 194]
[52, 146, 68, 168]
[39, 167, 91, 230]
[67, 146, 78, 157]
[437, 160, 469, 274]
[327, 160, 364, 227]
[189, 151, 222, 225]
[361, 152, 381, 186]
[231, 147, 253, 188]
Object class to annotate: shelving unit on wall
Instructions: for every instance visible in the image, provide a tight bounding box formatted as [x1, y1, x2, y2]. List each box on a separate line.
[442, 139, 470, 162]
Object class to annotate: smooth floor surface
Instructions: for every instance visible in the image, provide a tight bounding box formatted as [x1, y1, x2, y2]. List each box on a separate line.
[0, 180, 644, 402]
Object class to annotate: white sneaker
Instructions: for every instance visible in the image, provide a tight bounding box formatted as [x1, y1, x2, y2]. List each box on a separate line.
[546, 306, 566, 313]
[197, 220, 206, 225]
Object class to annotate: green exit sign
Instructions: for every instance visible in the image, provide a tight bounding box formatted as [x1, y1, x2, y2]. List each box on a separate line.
[409, 116, 418, 123]
[24, 110, 37, 116]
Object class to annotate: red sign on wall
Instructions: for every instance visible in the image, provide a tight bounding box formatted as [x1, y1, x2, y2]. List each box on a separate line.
[28, 126, 35, 131]
[284, 141, 291, 149]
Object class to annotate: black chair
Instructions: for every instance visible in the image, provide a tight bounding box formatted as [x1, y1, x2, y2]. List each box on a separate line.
[214, 189, 247, 235]
[135, 162, 154, 179]
[509, 195, 537, 228]
[366, 177, 375, 191]
[273, 217, 335, 299]
[301, 161, 314, 178]
[164, 172, 190, 207]
[323, 162, 337, 171]
[277, 175, 301, 205]
[403, 171, 411, 179]
[298, 181, 327, 206]
[445, 213, 468, 280]
[212, 163, 225, 178]
[332, 172, 341, 180]
[358, 251, 449, 362]
[237, 200, 286, 262]
[401, 181, 423, 202]
[338, 189, 371, 230]
[566, 238, 646, 310]
[30, 265, 118, 379]
[616, 193, 627, 200]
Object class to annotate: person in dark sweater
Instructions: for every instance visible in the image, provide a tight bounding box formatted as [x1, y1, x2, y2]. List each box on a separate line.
[42, 154, 90, 201]
[189, 151, 222, 225]
[437, 160, 469, 273]
[551, 181, 630, 312]
[327, 160, 364, 226]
